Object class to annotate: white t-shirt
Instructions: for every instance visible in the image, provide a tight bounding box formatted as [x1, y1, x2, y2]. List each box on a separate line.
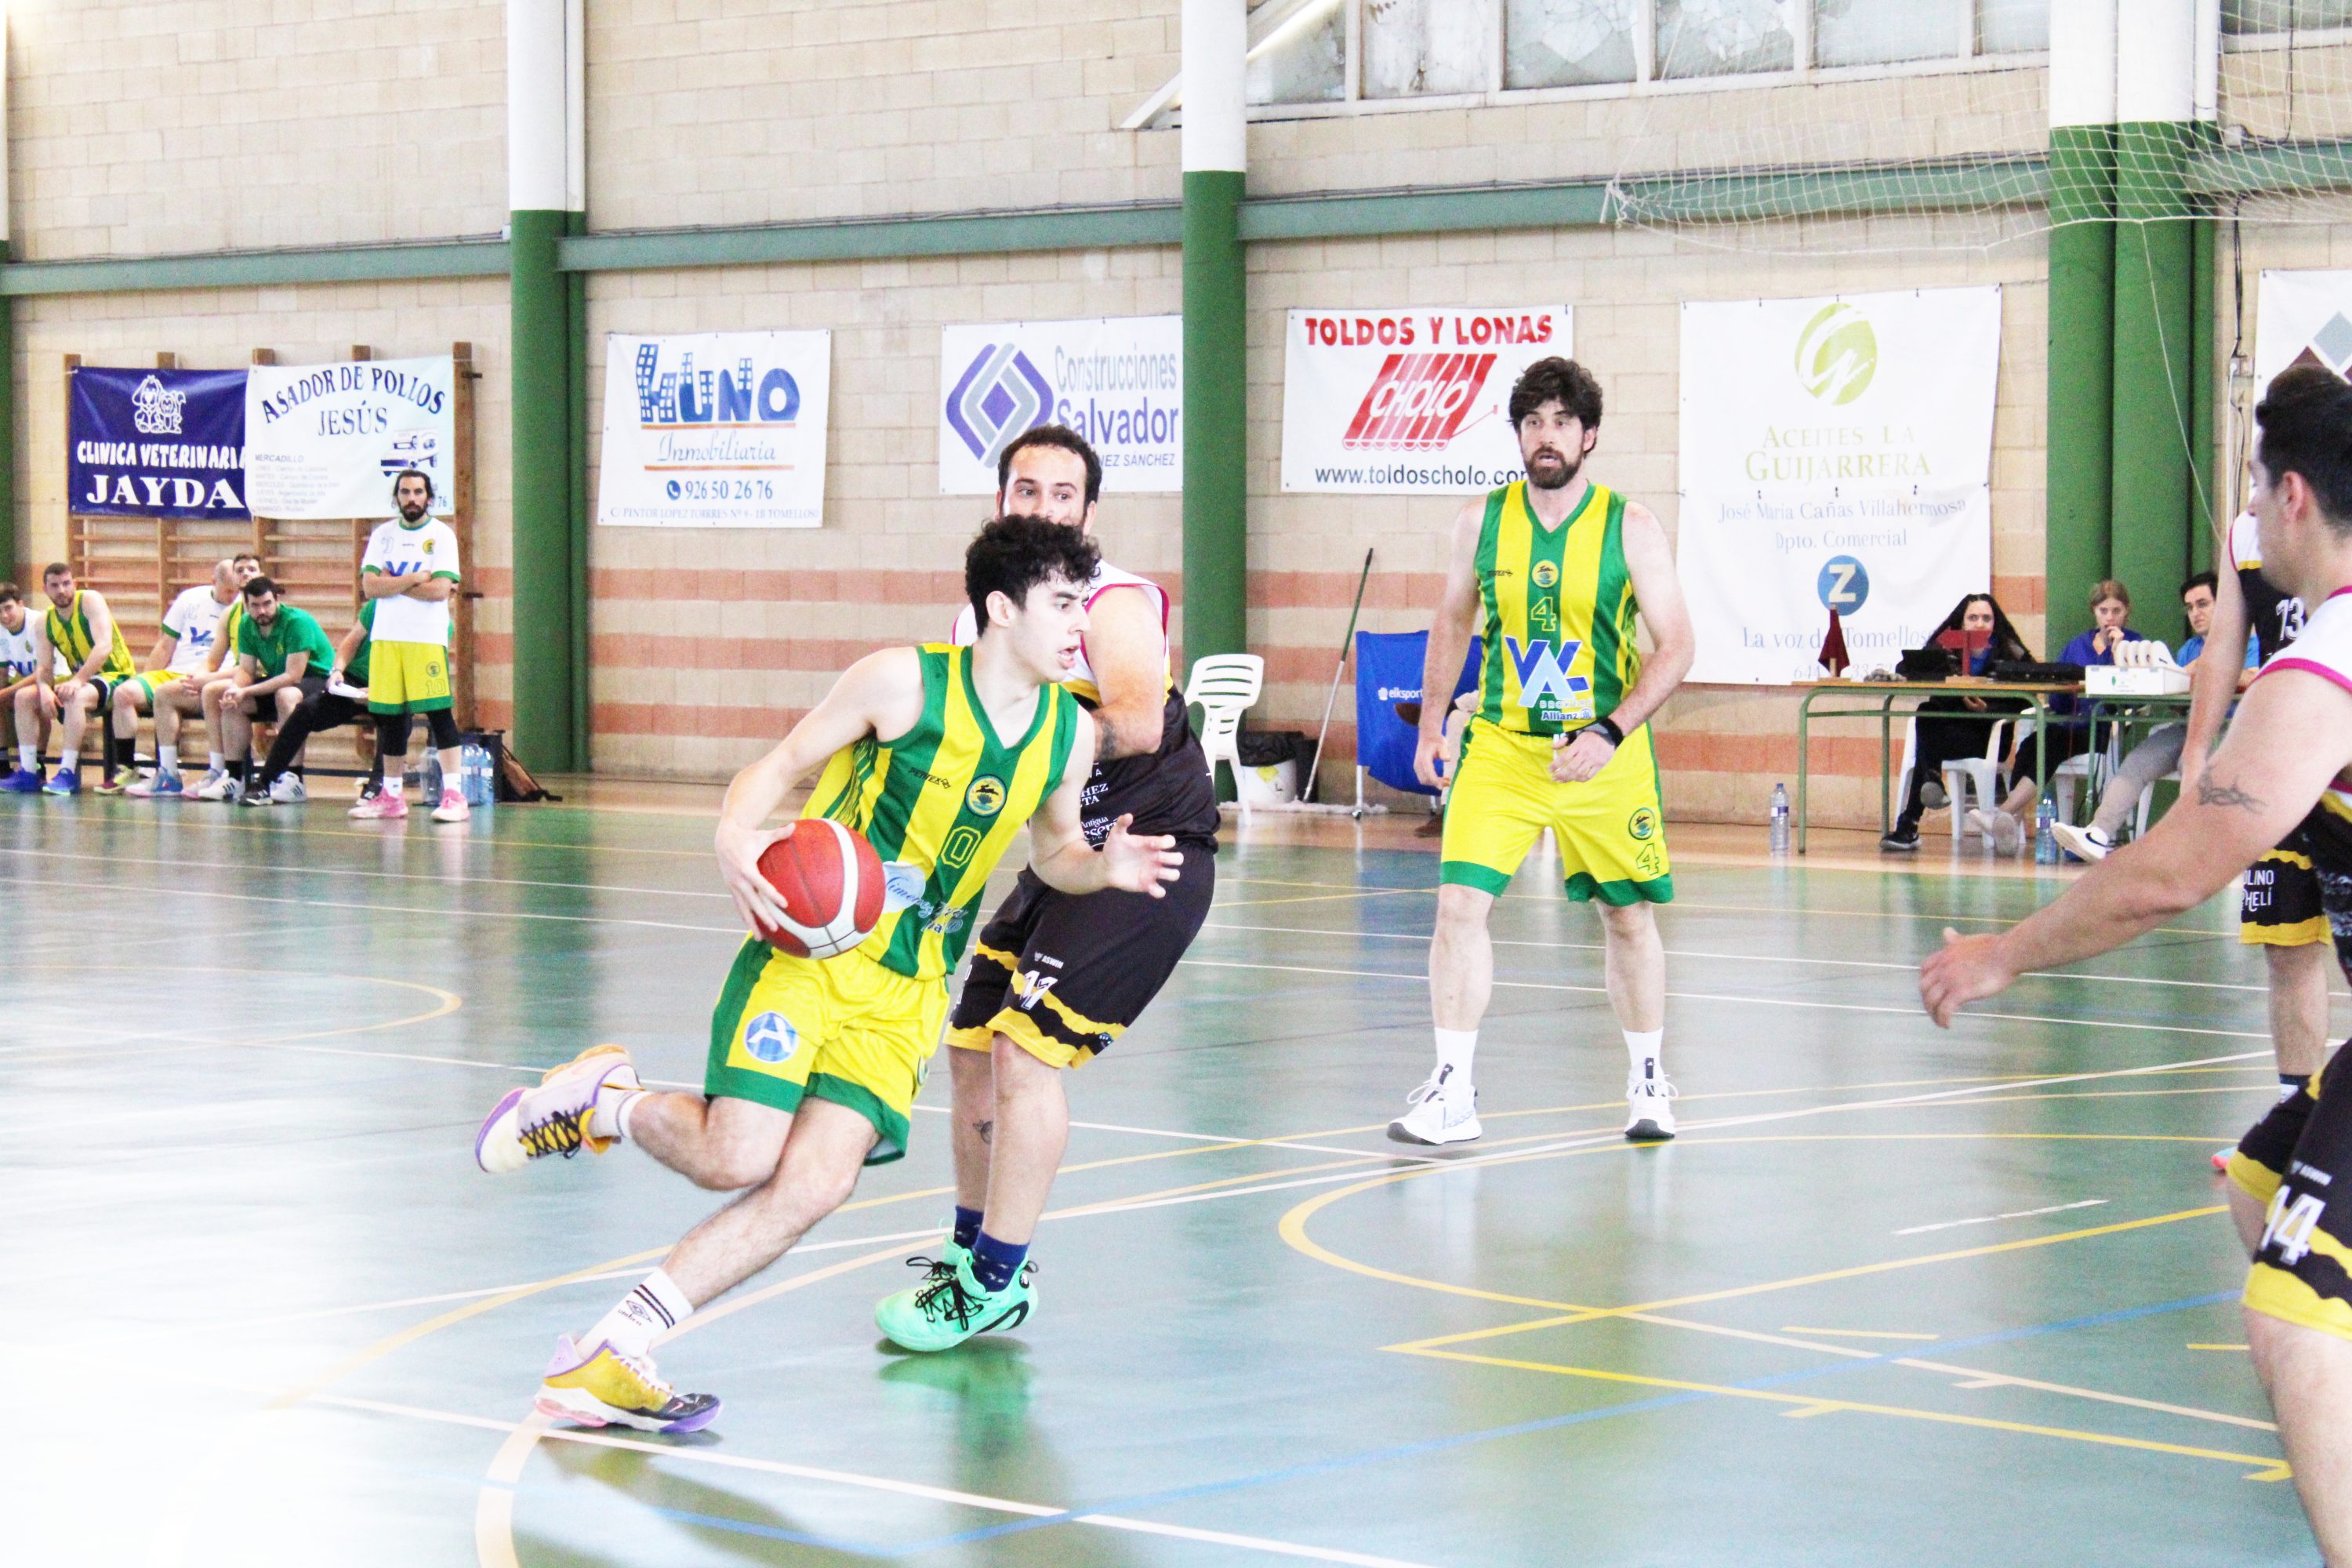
[0, 619, 41, 681]
[160, 585, 234, 675]
[361, 517, 461, 645]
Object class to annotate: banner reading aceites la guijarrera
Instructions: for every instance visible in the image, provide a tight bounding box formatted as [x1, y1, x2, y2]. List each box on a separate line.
[69, 367, 251, 518]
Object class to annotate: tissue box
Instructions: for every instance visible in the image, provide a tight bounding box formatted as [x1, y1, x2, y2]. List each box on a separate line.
[2086, 665, 2190, 696]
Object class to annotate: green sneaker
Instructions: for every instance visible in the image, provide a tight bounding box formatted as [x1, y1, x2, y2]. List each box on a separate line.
[875, 1250, 1036, 1353]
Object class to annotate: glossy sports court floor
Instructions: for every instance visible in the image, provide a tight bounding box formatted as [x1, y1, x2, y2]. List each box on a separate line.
[2, 790, 2329, 1566]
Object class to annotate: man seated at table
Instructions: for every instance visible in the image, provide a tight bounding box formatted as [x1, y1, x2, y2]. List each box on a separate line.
[1879, 592, 2035, 852]
[1966, 577, 2150, 855]
[2053, 572, 2259, 861]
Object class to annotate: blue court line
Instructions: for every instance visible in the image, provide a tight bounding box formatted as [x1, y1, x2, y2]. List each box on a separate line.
[889, 1288, 2249, 1556]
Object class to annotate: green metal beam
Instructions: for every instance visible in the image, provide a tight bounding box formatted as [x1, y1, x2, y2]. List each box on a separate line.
[2186, 139, 2352, 199]
[1243, 181, 1610, 240]
[1606, 158, 2051, 226]
[0, 239, 508, 297]
[557, 205, 1182, 273]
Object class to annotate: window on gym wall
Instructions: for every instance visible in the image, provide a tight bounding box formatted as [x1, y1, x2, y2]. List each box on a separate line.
[2225, 0, 2352, 33]
[1232, 0, 2049, 112]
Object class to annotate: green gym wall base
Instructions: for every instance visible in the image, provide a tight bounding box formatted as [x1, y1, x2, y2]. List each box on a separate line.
[2045, 125, 2117, 648]
[508, 208, 577, 772]
[1182, 169, 1247, 668]
[2110, 122, 2198, 651]
[0, 299, 15, 582]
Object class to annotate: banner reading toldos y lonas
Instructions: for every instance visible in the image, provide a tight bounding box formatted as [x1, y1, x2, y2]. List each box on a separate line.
[1280, 307, 1571, 493]
[939, 317, 1180, 494]
[1678, 286, 2002, 684]
[245, 357, 456, 519]
[597, 332, 832, 528]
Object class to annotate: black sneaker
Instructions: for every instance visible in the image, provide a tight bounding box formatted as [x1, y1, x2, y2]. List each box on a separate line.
[1879, 825, 1921, 852]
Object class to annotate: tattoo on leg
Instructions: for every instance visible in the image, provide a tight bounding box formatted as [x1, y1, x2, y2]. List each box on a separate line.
[973, 1119, 993, 1145]
[2197, 775, 2267, 812]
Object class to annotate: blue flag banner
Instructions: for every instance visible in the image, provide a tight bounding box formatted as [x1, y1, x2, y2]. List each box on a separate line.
[1353, 630, 1482, 797]
[70, 366, 249, 518]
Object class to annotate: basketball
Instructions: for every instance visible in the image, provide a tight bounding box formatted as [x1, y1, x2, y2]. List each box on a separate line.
[753, 819, 887, 959]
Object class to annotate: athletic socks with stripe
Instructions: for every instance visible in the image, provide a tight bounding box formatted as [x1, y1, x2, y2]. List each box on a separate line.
[588, 1269, 694, 1359]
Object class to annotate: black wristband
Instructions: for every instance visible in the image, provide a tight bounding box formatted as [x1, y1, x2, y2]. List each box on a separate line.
[1580, 717, 1625, 748]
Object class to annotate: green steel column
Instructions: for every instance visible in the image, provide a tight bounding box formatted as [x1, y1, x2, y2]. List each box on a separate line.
[2110, 120, 2197, 648]
[566, 209, 590, 768]
[0, 299, 16, 584]
[1181, 0, 1248, 673]
[509, 205, 575, 768]
[2046, 123, 2117, 648]
[1182, 168, 1247, 666]
[2189, 200, 2218, 575]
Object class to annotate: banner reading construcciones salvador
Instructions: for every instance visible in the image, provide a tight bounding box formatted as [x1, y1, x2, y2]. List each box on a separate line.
[245, 357, 456, 519]
[1279, 307, 1570, 494]
[1678, 286, 2002, 685]
[938, 317, 1181, 494]
[69, 366, 249, 518]
[597, 332, 833, 528]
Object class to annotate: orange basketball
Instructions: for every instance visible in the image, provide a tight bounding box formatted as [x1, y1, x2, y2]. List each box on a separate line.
[754, 819, 888, 959]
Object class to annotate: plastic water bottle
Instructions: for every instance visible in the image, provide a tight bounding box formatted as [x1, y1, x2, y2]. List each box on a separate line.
[2034, 796, 2060, 864]
[420, 749, 443, 803]
[1769, 782, 1791, 855]
[461, 740, 495, 807]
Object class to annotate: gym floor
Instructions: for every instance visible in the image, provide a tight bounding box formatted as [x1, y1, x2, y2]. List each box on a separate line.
[2, 789, 2325, 1566]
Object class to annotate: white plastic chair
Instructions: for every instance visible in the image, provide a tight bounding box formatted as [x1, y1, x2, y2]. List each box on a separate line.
[1183, 654, 1265, 820]
[1897, 714, 2009, 841]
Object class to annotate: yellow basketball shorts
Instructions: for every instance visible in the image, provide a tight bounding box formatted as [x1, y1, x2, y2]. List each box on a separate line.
[702, 936, 945, 1164]
[1440, 717, 1673, 905]
[367, 640, 452, 716]
[125, 670, 193, 706]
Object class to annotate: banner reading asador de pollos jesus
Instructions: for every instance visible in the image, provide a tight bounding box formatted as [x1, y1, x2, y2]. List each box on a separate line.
[1280, 306, 1571, 494]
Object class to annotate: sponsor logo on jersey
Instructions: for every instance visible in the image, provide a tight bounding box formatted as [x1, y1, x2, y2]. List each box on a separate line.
[966, 776, 1007, 817]
[1341, 353, 1497, 452]
[1504, 635, 1588, 717]
[1531, 559, 1559, 590]
[1628, 806, 1657, 841]
[741, 1011, 798, 1065]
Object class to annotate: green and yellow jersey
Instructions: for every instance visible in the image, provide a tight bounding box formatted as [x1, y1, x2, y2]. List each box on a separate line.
[345, 599, 377, 687]
[45, 590, 136, 681]
[803, 644, 1079, 982]
[215, 601, 245, 672]
[1472, 479, 1640, 737]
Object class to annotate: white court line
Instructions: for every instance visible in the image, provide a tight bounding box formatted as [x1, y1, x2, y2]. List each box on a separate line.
[0, 844, 735, 902]
[317, 1396, 1441, 1568]
[0, 875, 738, 936]
[1895, 1199, 2112, 1237]
[906, 1104, 1436, 1163]
[1201, 920, 2291, 996]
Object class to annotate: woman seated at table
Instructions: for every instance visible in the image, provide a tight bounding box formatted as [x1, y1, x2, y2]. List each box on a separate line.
[1879, 591, 2035, 851]
[1968, 577, 2149, 854]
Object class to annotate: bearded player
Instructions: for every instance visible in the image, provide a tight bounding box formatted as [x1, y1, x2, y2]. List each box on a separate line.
[871, 425, 1221, 1352]
[1391, 357, 1696, 1146]
[472, 515, 1183, 1432]
[1922, 367, 2352, 1559]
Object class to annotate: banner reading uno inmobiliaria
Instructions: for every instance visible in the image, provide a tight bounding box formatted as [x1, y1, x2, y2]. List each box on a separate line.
[1678, 286, 2002, 685]
[597, 332, 832, 528]
[939, 317, 1181, 494]
[69, 367, 249, 518]
[1279, 306, 1571, 494]
[245, 357, 456, 519]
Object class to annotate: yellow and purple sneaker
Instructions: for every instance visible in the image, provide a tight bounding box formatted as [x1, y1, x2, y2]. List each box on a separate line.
[474, 1044, 641, 1174]
[535, 1336, 720, 1433]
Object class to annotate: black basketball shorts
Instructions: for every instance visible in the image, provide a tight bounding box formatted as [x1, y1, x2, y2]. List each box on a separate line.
[946, 840, 1215, 1069]
[2232, 1061, 2352, 1342]
[2241, 827, 2328, 948]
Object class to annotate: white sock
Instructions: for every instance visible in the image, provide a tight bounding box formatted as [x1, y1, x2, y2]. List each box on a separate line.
[1624, 1029, 1664, 1083]
[597, 1086, 647, 1144]
[15, 745, 32, 771]
[586, 1269, 692, 1359]
[207, 749, 223, 772]
[383, 765, 405, 795]
[158, 742, 179, 772]
[1433, 1027, 1478, 1090]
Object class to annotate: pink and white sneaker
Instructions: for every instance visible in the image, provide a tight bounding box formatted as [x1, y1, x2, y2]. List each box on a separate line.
[349, 790, 408, 820]
[430, 789, 470, 823]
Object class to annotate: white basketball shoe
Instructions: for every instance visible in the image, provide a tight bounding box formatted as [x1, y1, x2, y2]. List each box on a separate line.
[1625, 1064, 1679, 1142]
[1388, 1065, 1482, 1146]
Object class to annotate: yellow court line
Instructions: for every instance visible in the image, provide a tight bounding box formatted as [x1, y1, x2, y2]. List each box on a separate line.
[1397, 1349, 2289, 1480]
[1213, 887, 1432, 908]
[2189, 1343, 2252, 1352]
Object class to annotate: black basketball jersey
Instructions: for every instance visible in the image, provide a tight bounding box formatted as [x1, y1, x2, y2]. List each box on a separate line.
[2233, 510, 2308, 662]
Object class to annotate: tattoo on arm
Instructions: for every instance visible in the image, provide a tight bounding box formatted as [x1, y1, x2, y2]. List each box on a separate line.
[973, 1119, 993, 1145]
[2196, 774, 2267, 812]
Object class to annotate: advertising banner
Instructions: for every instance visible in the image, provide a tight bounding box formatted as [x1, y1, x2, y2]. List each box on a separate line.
[1279, 306, 1572, 493]
[2256, 269, 2352, 384]
[939, 316, 1181, 494]
[245, 356, 456, 519]
[597, 332, 832, 528]
[1677, 286, 2002, 685]
[69, 367, 249, 518]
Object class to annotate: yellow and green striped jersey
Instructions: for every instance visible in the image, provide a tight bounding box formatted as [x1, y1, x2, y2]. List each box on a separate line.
[1472, 480, 1640, 736]
[45, 590, 136, 681]
[803, 644, 1080, 982]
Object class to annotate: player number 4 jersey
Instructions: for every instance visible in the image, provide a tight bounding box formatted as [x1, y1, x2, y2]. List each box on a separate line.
[800, 644, 1079, 983]
[1473, 479, 1642, 737]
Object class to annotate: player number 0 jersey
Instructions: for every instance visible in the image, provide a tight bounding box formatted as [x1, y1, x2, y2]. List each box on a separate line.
[800, 644, 1079, 983]
[1472, 479, 1641, 737]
